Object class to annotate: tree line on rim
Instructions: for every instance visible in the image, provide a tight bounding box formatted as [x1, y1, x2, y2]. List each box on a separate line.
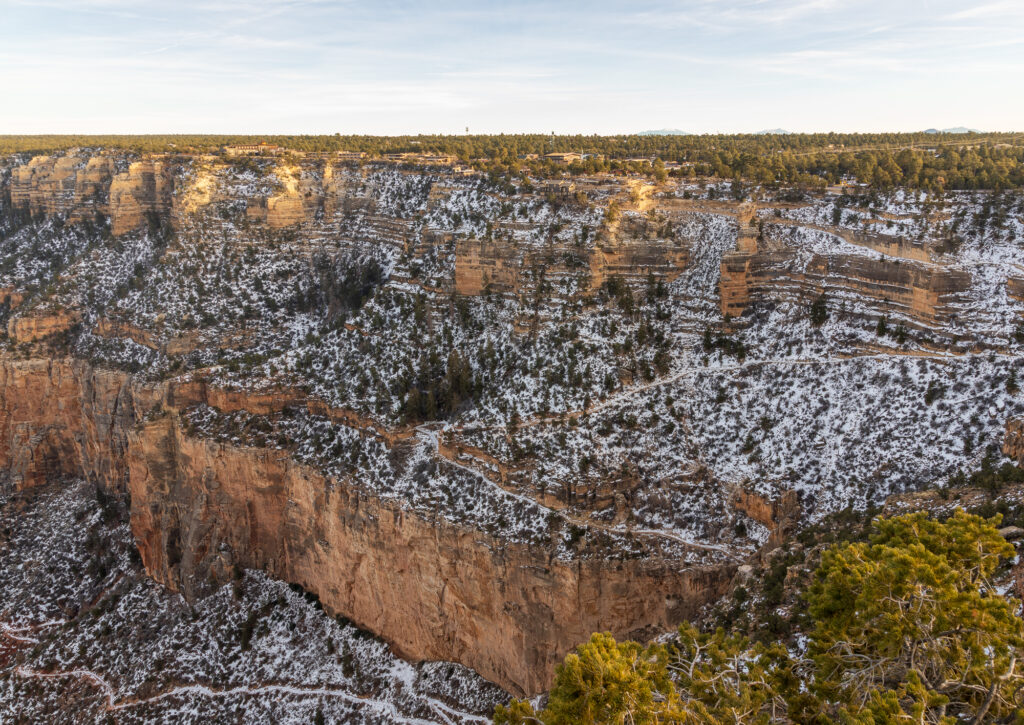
[1, 133, 1023, 191]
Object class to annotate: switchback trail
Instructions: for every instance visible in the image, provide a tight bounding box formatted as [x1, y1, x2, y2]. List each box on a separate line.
[418, 425, 741, 559]
[13, 665, 489, 724]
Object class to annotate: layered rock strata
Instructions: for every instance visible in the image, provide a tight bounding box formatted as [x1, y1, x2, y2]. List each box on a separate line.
[109, 159, 176, 235]
[720, 246, 970, 326]
[0, 355, 733, 696]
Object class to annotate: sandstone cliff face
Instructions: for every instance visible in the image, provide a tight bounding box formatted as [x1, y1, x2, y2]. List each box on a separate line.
[91, 317, 161, 351]
[1004, 418, 1024, 463]
[768, 220, 934, 264]
[11, 156, 80, 216]
[730, 488, 801, 548]
[1008, 277, 1024, 304]
[0, 357, 159, 490]
[240, 163, 328, 228]
[127, 418, 730, 695]
[8, 154, 373, 236]
[266, 193, 307, 228]
[589, 240, 689, 291]
[70, 156, 116, 223]
[0, 355, 732, 696]
[109, 159, 175, 236]
[7, 310, 81, 344]
[8, 153, 191, 235]
[0, 287, 24, 311]
[454, 233, 690, 297]
[91, 317, 207, 356]
[171, 163, 219, 218]
[454, 238, 522, 295]
[9, 154, 114, 221]
[720, 246, 971, 327]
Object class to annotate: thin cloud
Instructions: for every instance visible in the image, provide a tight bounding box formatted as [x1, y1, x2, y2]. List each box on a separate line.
[944, 1, 1024, 21]
[1, 0, 1021, 134]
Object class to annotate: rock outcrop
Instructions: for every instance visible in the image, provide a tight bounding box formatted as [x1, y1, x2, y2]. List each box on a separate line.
[0, 287, 24, 311]
[588, 239, 689, 291]
[454, 225, 690, 297]
[730, 488, 801, 548]
[70, 156, 117, 223]
[1004, 418, 1024, 463]
[720, 245, 970, 327]
[0, 355, 733, 696]
[109, 159, 175, 235]
[129, 417, 731, 695]
[9, 154, 114, 221]
[10, 155, 81, 216]
[7, 310, 81, 343]
[0, 357, 159, 489]
[237, 163, 330, 228]
[454, 238, 522, 295]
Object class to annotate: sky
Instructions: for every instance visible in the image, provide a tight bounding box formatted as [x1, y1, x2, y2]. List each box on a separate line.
[1, 0, 1022, 135]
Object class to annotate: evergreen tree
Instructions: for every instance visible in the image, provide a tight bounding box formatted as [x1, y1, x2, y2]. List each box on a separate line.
[809, 293, 828, 327]
[807, 509, 1023, 723]
[495, 510, 1024, 725]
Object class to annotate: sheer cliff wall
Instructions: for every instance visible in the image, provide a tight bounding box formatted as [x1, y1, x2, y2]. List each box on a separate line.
[0, 355, 733, 696]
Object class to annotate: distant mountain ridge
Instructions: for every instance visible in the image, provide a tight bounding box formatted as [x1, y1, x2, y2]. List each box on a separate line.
[637, 129, 692, 136]
[923, 127, 981, 134]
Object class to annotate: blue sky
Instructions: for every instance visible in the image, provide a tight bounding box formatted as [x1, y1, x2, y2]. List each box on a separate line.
[1, 0, 1022, 134]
